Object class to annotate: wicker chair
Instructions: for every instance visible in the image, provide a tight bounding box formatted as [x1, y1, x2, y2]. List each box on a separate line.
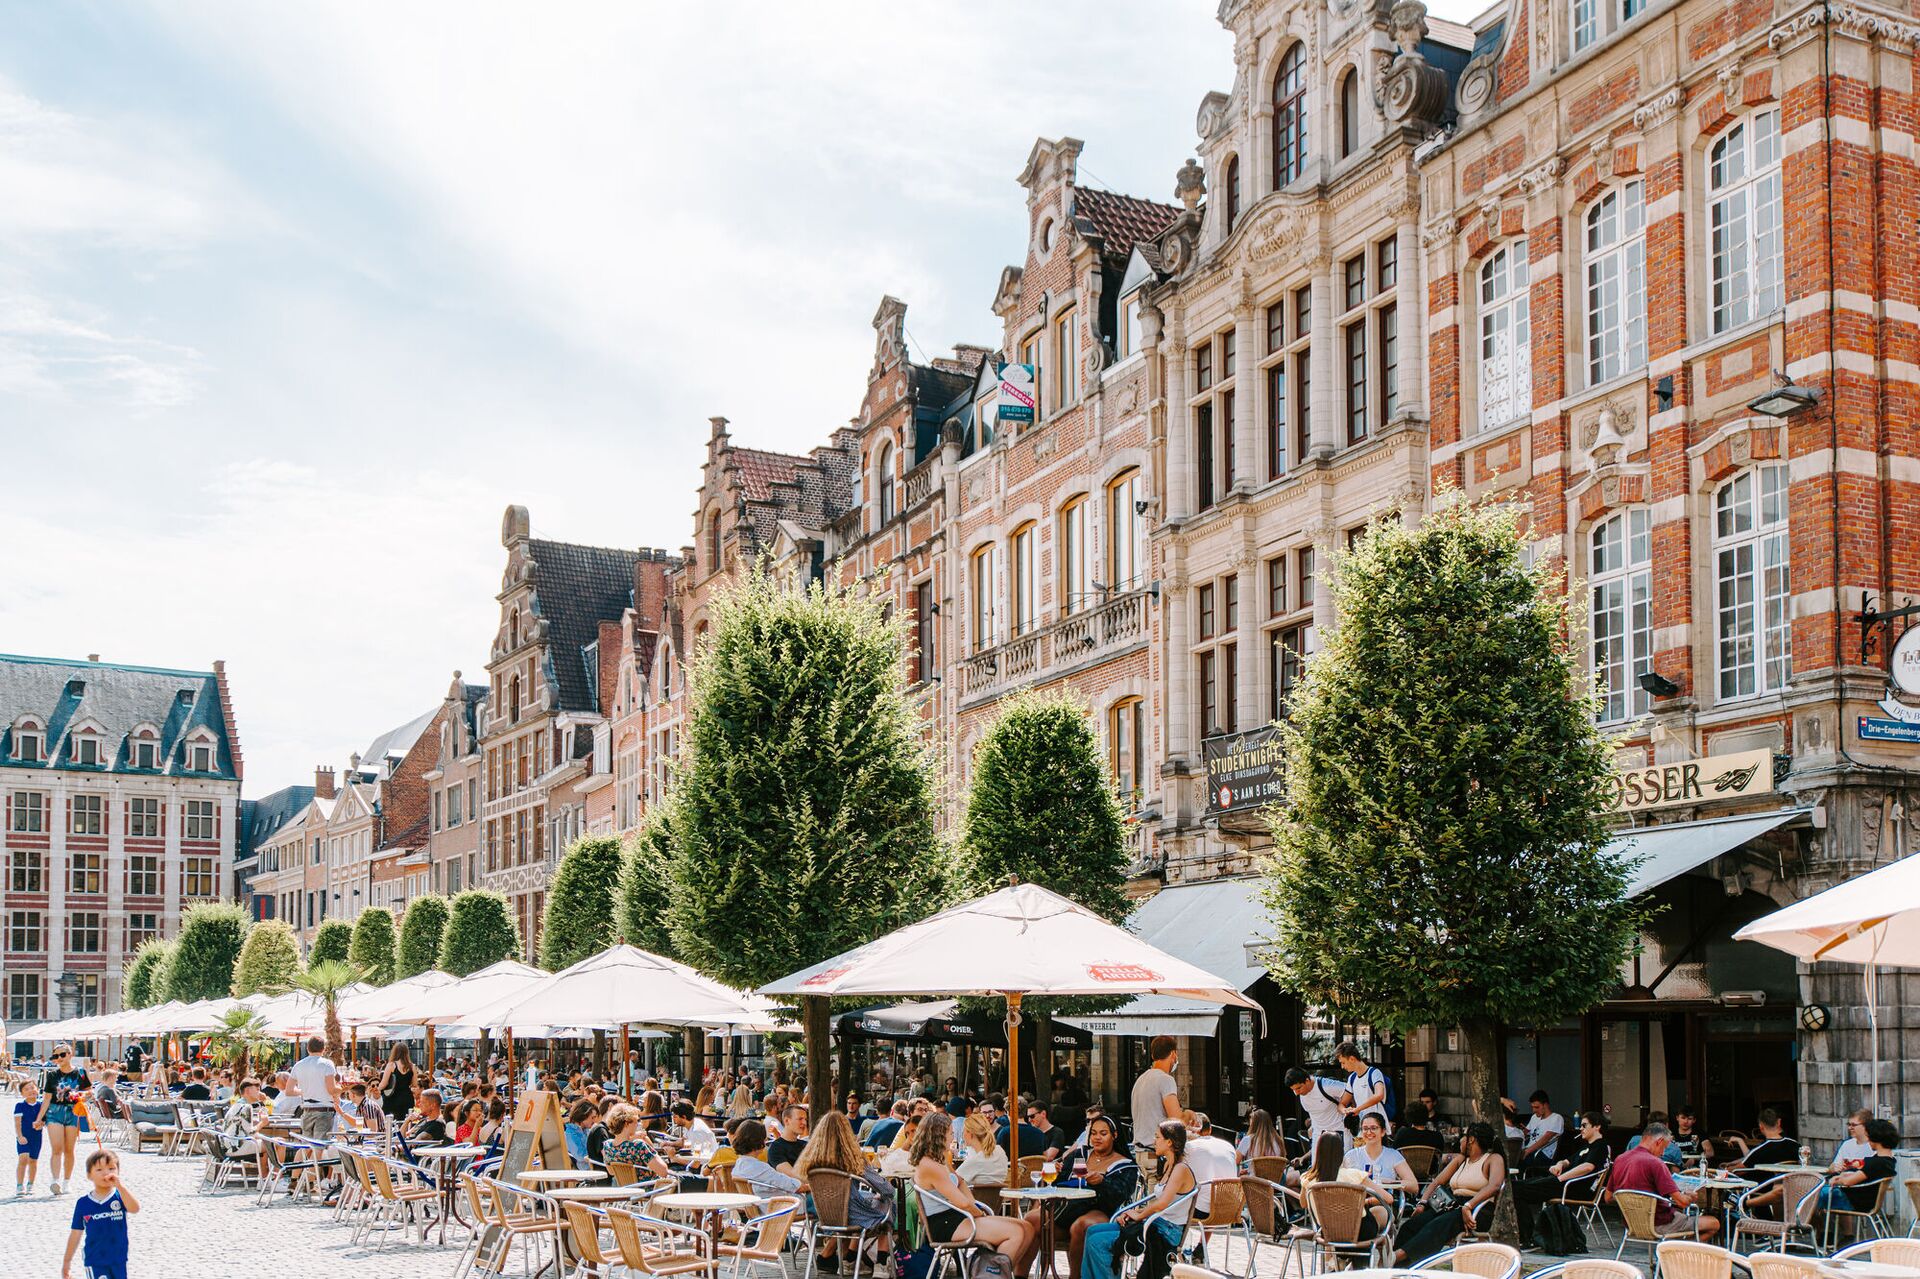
[1821, 1177, 1894, 1251]
[1017, 1155, 1047, 1183]
[1615, 1189, 1681, 1274]
[1192, 1179, 1253, 1277]
[720, 1194, 803, 1279]
[1744, 1252, 1825, 1279]
[1421, 1240, 1522, 1279]
[804, 1167, 878, 1279]
[1731, 1172, 1824, 1255]
[1906, 1179, 1920, 1236]
[1656, 1239, 1743, 1279]
[561, 1200, 619, 1279]
[1401, 1145, 1439, 1184]
[607, 1160, 640, 1186]
[1527, 1260, 1645, 1279]
[1835, 1238, 1920, 1267]
[1247, 1156, 1290, 1189]
[1301, 1181, 1391, 1271]
[605, 1206, 720, 1279]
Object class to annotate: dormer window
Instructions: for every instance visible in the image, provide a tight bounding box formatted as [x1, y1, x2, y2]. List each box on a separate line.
[14, 721, 44, 764]
[74, 734, 100, 767]
[131, 729, 159, 770]
[190, 743, 213, 772]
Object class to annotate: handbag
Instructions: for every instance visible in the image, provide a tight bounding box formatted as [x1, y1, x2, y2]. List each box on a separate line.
[1426, 1184, 1460, 1211]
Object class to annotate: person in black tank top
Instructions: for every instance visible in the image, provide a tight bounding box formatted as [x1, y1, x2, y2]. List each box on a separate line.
[379, 1045, 416, 1120]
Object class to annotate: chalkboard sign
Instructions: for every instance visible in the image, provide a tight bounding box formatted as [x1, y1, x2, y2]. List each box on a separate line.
[478, 1090, 569, 1263]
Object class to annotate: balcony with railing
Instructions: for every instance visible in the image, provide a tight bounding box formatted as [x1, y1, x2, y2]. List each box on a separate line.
[958, 587, 1152, 702]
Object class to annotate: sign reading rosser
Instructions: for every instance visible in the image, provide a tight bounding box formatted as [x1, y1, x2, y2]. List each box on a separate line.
[1203, 725, 1286, 815]
[1606, 747, 1774, 815]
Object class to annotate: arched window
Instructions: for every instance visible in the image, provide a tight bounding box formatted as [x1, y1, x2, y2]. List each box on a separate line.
[1589, 509, 1652, 723]
[1585, 181, 1647, 383]
[509, 608, 521, 647]
[1106, 469, 1146, 590]
[1272, 44, 1307, 188]
[705, 510, 721, 574]
[1708, 110, 1782, 334]
[1059, 495, 1091, 615]
[969, 544, 998, 652]
[876, 442, 896, 523]
[1713, 464, 1791, 700]
[1010, 522, 1037, 635]
[1107, 695, 1146, 802]
[1223, 155, 1241, 232]
[11, 716, 44, 764]
[1477, 239, 1531, 431]
[508, 676, 521, 723]
[1338, 69, 1360, 159]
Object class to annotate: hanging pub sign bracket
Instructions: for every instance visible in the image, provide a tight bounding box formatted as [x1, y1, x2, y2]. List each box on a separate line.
[1858, 594, 1920, 664]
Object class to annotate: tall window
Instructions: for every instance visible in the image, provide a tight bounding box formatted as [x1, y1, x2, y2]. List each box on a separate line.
[1264, 286, 1312, 476]
[912, 580, 936, 684]
[1059, 496, 1091, 614]
[1336, 239, 1399, 444]
[1055, 306, 1080, 407]
[1338, 69, 1360, 158]
[126, 854, 159, 897]
[1589, 509, 1653, 723]
[9, 791, 45, 833]
[876, 441, 896, 524]
[1223, 156, 1241, 232]
[970, 545, 997, 652]
[8, 911, 42, 954]
[1107, 470, 1146, 590]
[1116, 291, 1141, 361]
[8, 974, 41, 1022]
[1273, 44, 1307, 188]
[127, 795, 160, 838]
[706, 510, 721, 573]
[1194, 574, 1239, 737]
[185, 798, 216, 840]
[1715, 464, 1792, 699]
[1709, 110, 1783, 334]
[1108, 696, 1145, 803]
[1586, 182, 1647, 383]
[9, 847, 42, 893]
[1191, 331, 1236, 510]
[126, 913, 158, 950]
[1265, 548, 1317, 720]
[67, 912, 102, 954]
[1010, 523, 1037, 635]
[1574, 0, 1647, 51]
[69, 849, 103, 895]
[70, 793, 103, 836]
[1478, 239, 1532, 431]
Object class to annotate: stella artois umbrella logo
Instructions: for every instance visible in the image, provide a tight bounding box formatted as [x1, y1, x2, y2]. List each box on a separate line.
[1086, 963, 1163, 983]
[800, 966, 851, 988]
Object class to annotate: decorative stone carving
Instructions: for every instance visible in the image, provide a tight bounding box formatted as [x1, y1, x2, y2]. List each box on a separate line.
[1769, 5, 1828, 46]
[1391, 0, 1430, 51]
[1590, 136, 1615, 179]
[1480, 197, 1503, 226]
[1829, 3, 1920, 45]
[1517, 156, 1564, 195]
[1085, 340, 1111, 381]
[1174, 157, 1206, 210]
[873, 295, 908, 364]
[1584, 398, 1633, 465]
[1381, 1, 1449, 129]
[1248, 204, 1311, 261]
[1632, 87, 1684, 130]
[1454, 51, 1500, 119]
[1161, 220, 1200, 274]
[1195, 91, 1231, 141]
[1420, 214, 1460, 247]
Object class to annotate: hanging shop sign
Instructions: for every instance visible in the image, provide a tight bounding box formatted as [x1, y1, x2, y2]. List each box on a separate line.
[995, 362, 1037, 424]
[1203, 725, 1286, 815]
[1606, 747, 1774, 814]
[1892, 626, 1920, 696]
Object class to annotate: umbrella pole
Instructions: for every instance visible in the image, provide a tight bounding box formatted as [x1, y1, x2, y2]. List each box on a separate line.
[620, 1024, 630, 1097]
[1006, 992, 1022, 1145]
[506, 1029, 516, 1101]
[426, 1025, 436, 1080]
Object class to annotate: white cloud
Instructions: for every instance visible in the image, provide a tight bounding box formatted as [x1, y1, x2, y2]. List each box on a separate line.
[0, 281, 206, 408]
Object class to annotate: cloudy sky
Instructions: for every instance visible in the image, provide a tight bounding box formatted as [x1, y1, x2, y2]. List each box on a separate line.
[2, 1, 1478, 791]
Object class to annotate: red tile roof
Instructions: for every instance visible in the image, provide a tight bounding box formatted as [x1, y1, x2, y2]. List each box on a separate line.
[731, 447, 809, 502]
[1072, 187, 1182, 258]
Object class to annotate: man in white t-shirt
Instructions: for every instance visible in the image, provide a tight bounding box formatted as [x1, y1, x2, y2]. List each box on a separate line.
[1129, 1037, 1183, 1155]
[1520, 1090, 1565, 1169]
[1830, 1109, 1873, 1170]
[1336, 1042, 1390, 1129]
[1183, 1112, 1240, 1212]
[288, 1037, 342, 1139]
[1288, 1067, 1352, 1150]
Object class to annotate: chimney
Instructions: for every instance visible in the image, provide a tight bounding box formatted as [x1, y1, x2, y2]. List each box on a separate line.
[314, 766, 336, 799]
[87, 654, 100, 663]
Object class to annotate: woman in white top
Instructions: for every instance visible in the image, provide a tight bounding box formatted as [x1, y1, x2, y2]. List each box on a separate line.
[954, 1113, 1009, 1187]
[1342, 1113, 1418, 1236]
[726, 1078, 754, 1121]
[1082, 1120, 1197, 1279]
[912, 1109, 1034, 1268]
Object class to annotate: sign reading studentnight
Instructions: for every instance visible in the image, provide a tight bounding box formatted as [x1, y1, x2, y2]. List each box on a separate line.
[995, 362, 1037, 423]
[1606, 746, 1775, 814]
[1203, 725, 1286, 815]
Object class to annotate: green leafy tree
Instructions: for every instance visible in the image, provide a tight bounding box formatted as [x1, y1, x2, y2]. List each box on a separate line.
[123, 937, 174, 1009]
[163, 901, 250, 1003]
[1260, 499, 1643, 1236]
[349, 907, 396, 985]
[957, 690, 1132, 1099]
[439, 890, 522, 976]
[397, 896, 451, 978]
[292, 960, 361, 1061]
[231, 920, 304, 996]
[615, 807, 679, 957]
[207, 1008, 282, 1076]
[667, 569, 951, 1113]
[309, 920, 354, 967]
[541, 835, 624, 969]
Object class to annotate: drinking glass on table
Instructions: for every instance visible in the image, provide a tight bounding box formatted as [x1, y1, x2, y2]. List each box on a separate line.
[1072, 1157, 1088, 1185]
[1042, 1161, 1057, 1186]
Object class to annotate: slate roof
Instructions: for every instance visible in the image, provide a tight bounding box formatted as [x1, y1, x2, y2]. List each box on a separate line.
[527, 539, 641, 713]
[358, 705, 439, 775]
[1072, 187, 1183, 264]
[0, 653, 239, 779]
[238, 784, 317, 860]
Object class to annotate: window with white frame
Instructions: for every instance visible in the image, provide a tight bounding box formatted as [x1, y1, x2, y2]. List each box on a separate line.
[1272, 43, 1307, 188]
[1108, 696, 1146, 803]
[9, 847, 42, 893]
[67, 912, 102, 954]
[1589, 509, 1653, 723]
[8, 973, 42, 1022]
[1010, 522, 1038, 635]
[126, 853, 159, 896]
[1714, 464, 1792, 699]
[70, 793, 104, 835]
[876, 441, 896, 524]
[126, 913, 158, 950]
[181, 856, 214, 898]
[184, 798, 216, 840]
[69, 848, 104, 895]
[1190, 330, 1236, 510]
[1573, 0, 1646, 51]
[73, 732, 100, 766]
[1478, 239, 1532, 431]
[9, 791, 45, 833]
[127, 795, 160, 838]
[13, 722, 42, 763]
[73, 973, 100, 1016]
[1265, 548, 1318, 720]
[8, 910, 42, 953]
[1054, 305, 1080, 408]
[1709, 110, 1783, 334]
[1262, 286, 1314, 477]
[1059, 495, 1092, 615]
[1116, 291, 1142, 362]
[132, 734, 158, 769]
[1585, 182, 1647, 384]
[969, 544, 997, 652]
[190, 742, 214, 772]
[1106, 470, 1147, 591]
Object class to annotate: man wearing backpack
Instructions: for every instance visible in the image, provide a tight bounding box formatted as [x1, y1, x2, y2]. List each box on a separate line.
[1286, 1068, 1352, 1151]
[1336, 1042, 1392, 1131]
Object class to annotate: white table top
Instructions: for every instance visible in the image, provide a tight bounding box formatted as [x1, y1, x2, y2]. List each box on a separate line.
[1752, 1162, 1820, 1174]
[654, 1191, 762, 1211]
[547, 1185, 658, 1202]
[998, 1186, 1096, 1201]
[518, 1169, 606, 1184]
[413, 1144, 489, 1159]
[1819, 1262, 1920, 1279]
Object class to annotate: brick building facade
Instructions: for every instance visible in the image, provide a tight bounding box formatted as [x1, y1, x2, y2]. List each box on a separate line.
[2, 655, 242, 1023]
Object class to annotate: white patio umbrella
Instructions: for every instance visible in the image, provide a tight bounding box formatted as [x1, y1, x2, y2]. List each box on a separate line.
[337, 970, 460, 1026]
[759, 881, 1263, 1120]
[1734, 848, 1920, 1111]
[470, 945, 775, 1031]
[395, 959, 550, 1028]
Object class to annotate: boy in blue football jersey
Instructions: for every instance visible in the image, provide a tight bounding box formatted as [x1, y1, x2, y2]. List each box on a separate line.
[62, 1149, 139, 1279]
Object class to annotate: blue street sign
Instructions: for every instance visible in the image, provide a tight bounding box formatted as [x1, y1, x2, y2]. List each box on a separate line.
[1858, 716, 1920, 743]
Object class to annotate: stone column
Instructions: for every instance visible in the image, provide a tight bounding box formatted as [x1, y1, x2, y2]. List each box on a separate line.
[1309, 258, 1336, 458]
[1164, 328, 1192, 520]
[1235, 551, 1261, 727]
[1233, 303, 1259, 490]
[1395, 218, 1423, 418]
[48, 773, 69, 1012]
[1164, 575, 1192, 763]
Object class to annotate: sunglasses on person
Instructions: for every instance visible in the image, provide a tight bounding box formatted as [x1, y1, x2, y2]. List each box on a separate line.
[54, 1051, 71, 1059]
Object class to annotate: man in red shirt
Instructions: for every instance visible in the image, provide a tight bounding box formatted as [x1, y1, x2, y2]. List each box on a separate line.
[1607, 1123, 1720, 1240]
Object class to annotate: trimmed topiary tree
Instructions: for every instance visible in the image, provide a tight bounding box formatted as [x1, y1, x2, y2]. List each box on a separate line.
[309, 919, 354, 968]
[541, 835, 624, 970]
[349, 907, 396, 986]
[123, 937, 174, 1009]
[163, 901, 250, 1004]
[958, 690, 1133, 1099]
[615, 807, 678, 958]
[397, 895, 451, 979]
[666, 569, 952, 1114]
[231, 919, 304, 996]
[439, 890, 521, 976]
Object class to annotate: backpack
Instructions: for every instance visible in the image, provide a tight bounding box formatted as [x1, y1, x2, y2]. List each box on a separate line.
[1536, 1201, 1586, 1255]
[967, 1250, 1013, 1279]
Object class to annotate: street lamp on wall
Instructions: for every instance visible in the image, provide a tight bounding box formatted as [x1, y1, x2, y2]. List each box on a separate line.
[1747, 374, 1819, 418]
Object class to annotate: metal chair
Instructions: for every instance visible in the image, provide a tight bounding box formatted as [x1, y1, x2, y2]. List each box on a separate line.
[1731, 1172, 1824, 1255]
[560, 1200, 619, 1279]
[1301, 1181, 1390, 1272]
[1656, 1239, 1743, 1279]
[805, 1167, 877, 1279]
[912, 1184, 987, 1279]
[1422, 1240, 1523, 1279]
[1192, 1179, 1253, 1277]
[1127, 1187, 1200, 1279]
[363, 1156, 441, 1249]
[605, 1205, 720, 1279]
[480, 1176, 565, 1278]
[1820, 1177, 1894, 1251]
[1835, 1237, 1920, 1267]
[721, 1194, 803, 1279]
[1559, 1160, 1615, 1248]
[1529, 1261, 1646, 1279]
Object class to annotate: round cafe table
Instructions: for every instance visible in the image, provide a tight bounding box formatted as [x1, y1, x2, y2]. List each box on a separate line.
[1819, 1262, 1920, 1279]
[1752, 1162, 1820, 1175]
[999, 1187, 1095, 1279]
[519, 1169, 607, 1185]
[653, 1190, 762, 1240]
[412, 1144, 490, 1245]
[1675, 1171, 1753, 1215]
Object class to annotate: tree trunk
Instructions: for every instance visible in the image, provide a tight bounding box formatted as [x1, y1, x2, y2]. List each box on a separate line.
[836, 1021, 854, 1110]
[684, 1026, 704, 1087]
[1031, 1017, 1054, 1104]
[803, 996, 834, 1119]
[592, 1029, 608, 1080]
[324, 1000, 344, 1064]
[1461, 1016, 1521, 1245]
[478, 1030, 494, 1080]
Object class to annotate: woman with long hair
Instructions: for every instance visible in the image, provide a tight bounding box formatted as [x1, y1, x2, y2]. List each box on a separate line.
[1393, 1122, 1507, 1266]
[1081, 1120, 1196, 1279]
[378, 1043, 416, 1124]
[797, 1110, 895, 1272]
[694, 1082, 718, 1116]
[1022, 1111, 1136, 1279]
[33, 1044, 90, 1196]
[955, 1111, 1009, 1186]
[1236, 1107, 1284, 1166]
[454, 1099, 485, 1145]
[912, 1106, 1034, 1268]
